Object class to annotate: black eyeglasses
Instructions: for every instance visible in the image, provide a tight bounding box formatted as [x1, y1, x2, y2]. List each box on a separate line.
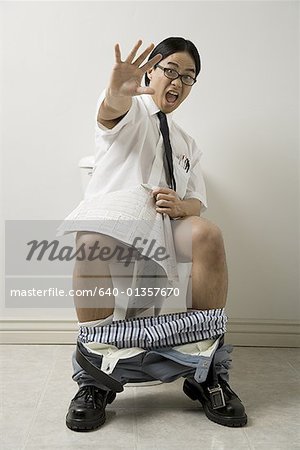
[156, 64, 197, 86]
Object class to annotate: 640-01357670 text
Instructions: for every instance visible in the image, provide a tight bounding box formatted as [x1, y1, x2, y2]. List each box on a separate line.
[9, 287, 181, 297]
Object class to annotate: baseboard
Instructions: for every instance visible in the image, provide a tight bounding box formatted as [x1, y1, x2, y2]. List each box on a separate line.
[225, 318, 300, 347]
[0, 318, 299, 347]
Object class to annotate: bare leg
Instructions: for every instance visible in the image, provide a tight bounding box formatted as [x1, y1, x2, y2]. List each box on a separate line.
[74, 216, 228, 321]
[172, 217, 228, 310]
[73, 231, 136, 322]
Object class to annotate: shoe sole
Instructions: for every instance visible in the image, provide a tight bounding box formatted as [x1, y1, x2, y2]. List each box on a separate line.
[66, 391, 116, 432]
[66, 413, 106, 432]
[183, 381, 247, 428]
[203, 404, 247, 427]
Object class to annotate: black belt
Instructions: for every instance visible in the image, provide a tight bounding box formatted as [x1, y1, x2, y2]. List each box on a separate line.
[76, 340, 124, 393]
[206, 334, 226, 409]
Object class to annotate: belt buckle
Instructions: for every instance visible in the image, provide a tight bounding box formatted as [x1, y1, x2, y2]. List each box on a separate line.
[207, 384, 226, 409]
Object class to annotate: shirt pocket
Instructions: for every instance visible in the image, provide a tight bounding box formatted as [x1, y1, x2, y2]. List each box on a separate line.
[173, 154, 190, 199]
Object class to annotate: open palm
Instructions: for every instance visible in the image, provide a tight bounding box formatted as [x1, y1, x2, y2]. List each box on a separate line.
[109, 40, 162, 97]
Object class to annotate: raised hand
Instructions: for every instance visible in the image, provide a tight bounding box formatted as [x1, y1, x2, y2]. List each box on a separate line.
[108, 40, 162, 97]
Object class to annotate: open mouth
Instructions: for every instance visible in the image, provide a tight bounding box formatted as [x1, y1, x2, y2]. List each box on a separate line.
[165, 90, 179, 105]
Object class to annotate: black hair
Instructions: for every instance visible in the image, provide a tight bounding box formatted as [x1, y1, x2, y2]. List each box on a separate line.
[144, 36, 201, 86]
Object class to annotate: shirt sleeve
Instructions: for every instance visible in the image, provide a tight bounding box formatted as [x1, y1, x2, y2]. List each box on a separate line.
[183, 139, 208, 214]
[95, 88, 138, 138]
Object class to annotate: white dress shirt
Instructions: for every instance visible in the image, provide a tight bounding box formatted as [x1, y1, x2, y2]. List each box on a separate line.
[84, 89, 207, 212]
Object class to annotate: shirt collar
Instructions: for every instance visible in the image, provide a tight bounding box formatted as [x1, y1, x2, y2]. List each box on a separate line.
[141, 94, 174, 121]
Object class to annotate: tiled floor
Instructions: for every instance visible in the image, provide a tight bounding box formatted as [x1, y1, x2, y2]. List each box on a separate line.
[0, 345, 299, 450]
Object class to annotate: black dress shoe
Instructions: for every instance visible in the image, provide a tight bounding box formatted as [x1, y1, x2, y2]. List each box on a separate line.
[66, 385, 116, 432]
[183, 376, 247, 427]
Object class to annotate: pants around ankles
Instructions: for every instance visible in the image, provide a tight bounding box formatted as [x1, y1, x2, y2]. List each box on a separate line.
[71, 339, 233, 391]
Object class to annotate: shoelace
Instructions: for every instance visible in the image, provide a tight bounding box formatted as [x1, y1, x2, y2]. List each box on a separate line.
[74, 385, 105, 409]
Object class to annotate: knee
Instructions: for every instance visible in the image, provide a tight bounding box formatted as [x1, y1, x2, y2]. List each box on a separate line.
[192, 218, 225, 255]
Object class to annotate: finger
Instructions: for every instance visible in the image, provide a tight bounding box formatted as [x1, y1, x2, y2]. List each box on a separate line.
[132, 43, 155, 67]
[156, 206, 172, 214]
[152, 187, 173, 196]
[156, 194, 172, 202]
[156, 199, 170, 207]
[114, 43, 122, 63]
[140, 53, 163, 73]
[124, 39, 143, 64]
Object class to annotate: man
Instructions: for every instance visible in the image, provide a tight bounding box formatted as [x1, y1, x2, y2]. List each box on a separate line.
[58, 37, 247, 431]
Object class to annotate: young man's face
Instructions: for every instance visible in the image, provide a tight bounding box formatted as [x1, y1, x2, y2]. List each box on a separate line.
[147, 51, 196, 114]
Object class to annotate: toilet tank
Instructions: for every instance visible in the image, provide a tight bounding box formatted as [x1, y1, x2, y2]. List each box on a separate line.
[78, 155, 95, 192]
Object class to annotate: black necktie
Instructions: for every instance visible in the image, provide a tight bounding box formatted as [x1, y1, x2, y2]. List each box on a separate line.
[157, 111, 176, 191]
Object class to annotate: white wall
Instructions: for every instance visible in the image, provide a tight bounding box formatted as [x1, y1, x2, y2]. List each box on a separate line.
[1, 1, 299, 345]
